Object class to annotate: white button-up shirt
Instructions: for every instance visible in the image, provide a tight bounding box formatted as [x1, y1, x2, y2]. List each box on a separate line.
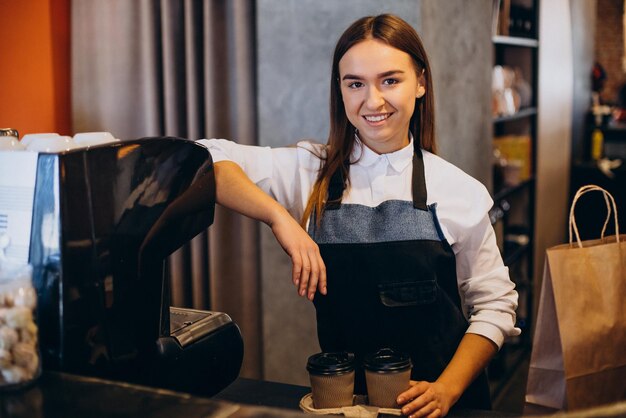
[198, 137, 521, 348]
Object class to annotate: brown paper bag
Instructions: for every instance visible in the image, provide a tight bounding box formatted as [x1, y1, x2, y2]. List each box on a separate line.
[525, 185, 626, 411]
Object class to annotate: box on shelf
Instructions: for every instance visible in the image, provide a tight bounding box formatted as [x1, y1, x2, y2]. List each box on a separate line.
[493, 135, 532, 185]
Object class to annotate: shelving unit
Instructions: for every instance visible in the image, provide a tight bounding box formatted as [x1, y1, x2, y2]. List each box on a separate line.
[488, 0, 539, 402]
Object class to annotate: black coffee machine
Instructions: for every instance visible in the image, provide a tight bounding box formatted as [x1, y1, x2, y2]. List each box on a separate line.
[13, 137, 242, 396]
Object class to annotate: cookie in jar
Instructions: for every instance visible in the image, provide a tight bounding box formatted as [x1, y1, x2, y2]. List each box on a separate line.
[0, 263, 40, 389]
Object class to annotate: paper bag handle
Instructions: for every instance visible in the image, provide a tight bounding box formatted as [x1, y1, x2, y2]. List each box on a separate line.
[569, 185, 620, 248]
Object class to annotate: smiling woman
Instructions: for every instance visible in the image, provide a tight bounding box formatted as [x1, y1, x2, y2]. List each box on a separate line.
[198, 13, 520, 418]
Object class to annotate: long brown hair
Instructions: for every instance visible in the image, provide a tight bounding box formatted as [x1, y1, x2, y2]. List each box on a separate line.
[301, 14, 436, 227]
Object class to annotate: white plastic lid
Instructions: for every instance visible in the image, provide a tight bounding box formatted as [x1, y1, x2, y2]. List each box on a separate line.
[73, 131, 118, 147]
[26, 135, 77, 153]
[0, 136, 26, 151]
[20, 133, 59, 147]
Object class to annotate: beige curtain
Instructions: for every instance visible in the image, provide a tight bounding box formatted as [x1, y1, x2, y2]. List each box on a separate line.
[72, 0, 261, 378]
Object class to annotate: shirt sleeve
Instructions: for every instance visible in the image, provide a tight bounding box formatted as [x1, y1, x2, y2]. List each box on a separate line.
[447, 182, 522, 349]
[197, 138, 274, 187]
[196, 138, 322, 220]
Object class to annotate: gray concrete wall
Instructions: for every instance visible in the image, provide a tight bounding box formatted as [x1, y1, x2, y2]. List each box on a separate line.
[256, 0, 492, 385]
[421, 0, 493, 187]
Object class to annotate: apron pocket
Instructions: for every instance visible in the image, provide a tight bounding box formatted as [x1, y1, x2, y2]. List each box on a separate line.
[377, 280, 437, 307]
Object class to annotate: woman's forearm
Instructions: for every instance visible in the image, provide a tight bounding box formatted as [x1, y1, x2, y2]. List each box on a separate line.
[213, 160, 288, 226]
[397, 333, 497, 416]
[436, 333, 498, 403]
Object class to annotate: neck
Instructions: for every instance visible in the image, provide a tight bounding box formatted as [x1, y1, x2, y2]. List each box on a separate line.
[357, 134, 411, 155]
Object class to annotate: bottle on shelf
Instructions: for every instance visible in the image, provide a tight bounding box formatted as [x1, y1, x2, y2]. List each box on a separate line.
[591, 128, 604, 161]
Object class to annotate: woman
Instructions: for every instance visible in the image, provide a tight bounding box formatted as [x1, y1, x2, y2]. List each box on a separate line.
[199, 14, 520, 417]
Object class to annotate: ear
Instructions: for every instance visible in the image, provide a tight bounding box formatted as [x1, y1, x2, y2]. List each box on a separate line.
[416, 70, 426, 98]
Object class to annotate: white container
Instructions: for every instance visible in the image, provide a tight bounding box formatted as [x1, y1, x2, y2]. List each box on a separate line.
[25, 135, 76, 153]
[0, 261, 41, 390]
[0, 129, 25, 151]
[19, 133, 59, 148]
[0, 136, 25, 151]
[73, 131, 118, 147]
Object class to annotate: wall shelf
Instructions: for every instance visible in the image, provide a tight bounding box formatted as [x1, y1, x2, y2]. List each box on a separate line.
[493, 178, 534, 202]
[493, 107, 537, 124]
[493, 35, 539, 48]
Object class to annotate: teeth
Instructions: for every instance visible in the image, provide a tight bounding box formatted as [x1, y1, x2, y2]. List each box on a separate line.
[364, 114, 389, 122]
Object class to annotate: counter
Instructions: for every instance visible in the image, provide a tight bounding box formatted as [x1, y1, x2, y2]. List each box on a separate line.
[0, 372, 520, 418]
[0, 372, 304, 418]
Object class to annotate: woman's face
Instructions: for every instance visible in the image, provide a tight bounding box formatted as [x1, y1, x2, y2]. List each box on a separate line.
[338, 39, 424, 154]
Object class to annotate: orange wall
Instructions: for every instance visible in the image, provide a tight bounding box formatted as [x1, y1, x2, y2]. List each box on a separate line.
[0, 0, 71, 137]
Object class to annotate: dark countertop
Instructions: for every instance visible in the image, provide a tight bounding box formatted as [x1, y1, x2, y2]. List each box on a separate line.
[213, 377, 310, 410]
[0, 372, 304, 418]
[0, 372, 521, 418]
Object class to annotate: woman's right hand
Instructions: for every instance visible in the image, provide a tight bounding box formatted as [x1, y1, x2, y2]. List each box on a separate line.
[270, 213, 327, 300]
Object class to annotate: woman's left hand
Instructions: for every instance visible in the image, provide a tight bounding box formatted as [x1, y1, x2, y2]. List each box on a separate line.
[396, 380, 456, 418]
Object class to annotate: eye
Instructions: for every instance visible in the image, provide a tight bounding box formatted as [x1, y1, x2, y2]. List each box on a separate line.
[347, 81, 364, 89]
[382, 78, 399, 86]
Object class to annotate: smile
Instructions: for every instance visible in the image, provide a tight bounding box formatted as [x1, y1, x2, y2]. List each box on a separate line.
[363, 113, 391, 122]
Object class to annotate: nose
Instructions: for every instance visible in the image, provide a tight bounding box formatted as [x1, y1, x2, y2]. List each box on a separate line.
[365, 85, 385, 109]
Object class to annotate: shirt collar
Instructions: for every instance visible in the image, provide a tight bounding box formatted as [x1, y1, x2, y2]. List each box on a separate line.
[351, 134, 415, 173]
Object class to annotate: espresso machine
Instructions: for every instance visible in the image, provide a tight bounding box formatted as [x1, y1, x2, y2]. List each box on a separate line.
[0, 136, 243, 396]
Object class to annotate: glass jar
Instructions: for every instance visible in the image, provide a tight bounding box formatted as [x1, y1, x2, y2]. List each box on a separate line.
[0, 262, 41, 390]
[0, 128, 25, 151]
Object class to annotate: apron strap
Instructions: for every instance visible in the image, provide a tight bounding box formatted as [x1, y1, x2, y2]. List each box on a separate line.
[326, 162, 346, 210]
[412, 147, 428, 210]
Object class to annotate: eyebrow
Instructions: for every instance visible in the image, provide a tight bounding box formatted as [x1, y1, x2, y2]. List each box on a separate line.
[341, 70, 405, 81]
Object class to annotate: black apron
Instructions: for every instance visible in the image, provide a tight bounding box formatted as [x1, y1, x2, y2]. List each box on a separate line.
[308, 147, 491, 410]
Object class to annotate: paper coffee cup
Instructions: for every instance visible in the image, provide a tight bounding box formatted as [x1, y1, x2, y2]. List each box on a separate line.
[364, 348, 412, 408]
[307, 352, 355, 409]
